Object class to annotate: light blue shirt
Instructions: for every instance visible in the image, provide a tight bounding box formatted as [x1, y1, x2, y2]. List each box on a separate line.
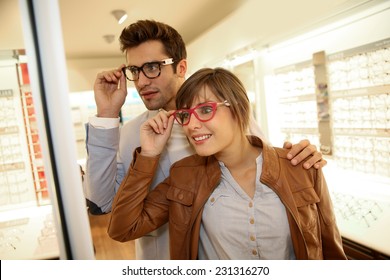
[198, 154, 296, 260]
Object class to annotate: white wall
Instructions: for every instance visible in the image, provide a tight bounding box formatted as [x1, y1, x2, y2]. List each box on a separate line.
[66, 56, 124, 92]
[261, 2, 390, 69]
[186, 0, 390, 141]
[261, 2, 390, 144]
[67, 0, 390, 92]
[63, 0, 390, 146]
[186, 0, 390, 73]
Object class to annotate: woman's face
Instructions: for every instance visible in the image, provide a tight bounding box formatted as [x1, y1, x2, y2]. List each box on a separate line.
[181, 86, 241, 157]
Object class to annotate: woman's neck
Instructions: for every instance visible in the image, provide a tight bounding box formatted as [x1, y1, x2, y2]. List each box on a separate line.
[215, 135, 261, 171]
[216, 135, 261, 199]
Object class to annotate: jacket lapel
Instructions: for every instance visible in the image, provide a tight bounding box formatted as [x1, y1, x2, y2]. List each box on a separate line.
[190, 156, 221, 225]
[257, 137, 300, 223]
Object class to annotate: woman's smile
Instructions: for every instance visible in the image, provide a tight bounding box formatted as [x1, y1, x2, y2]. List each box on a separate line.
[192, 134, 212, 143]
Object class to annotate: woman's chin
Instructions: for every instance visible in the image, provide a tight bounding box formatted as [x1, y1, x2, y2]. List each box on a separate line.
[193, 148, 213, 157]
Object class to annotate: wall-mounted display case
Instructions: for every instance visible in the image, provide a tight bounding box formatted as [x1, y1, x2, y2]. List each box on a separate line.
[266, 38, 390, 259]
[1, 0, 94, 260]
[0, 58, 57, 259]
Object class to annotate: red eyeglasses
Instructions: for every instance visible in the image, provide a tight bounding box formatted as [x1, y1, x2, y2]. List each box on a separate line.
[172, 100, 230, 126]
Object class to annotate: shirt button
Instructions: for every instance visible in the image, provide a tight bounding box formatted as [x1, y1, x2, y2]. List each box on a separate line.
[210, 197, 215, 203]
[252, 249, 258, 256]
[249, 218, 255, 224]
[250, 235, 256, 241]
[249, 202, 253, 208]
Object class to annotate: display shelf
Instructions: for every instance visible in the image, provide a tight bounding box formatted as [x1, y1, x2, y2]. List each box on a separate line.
[342, 237, 390, 260]
[273, 60, 320, 147]
[324, 162, 390, 258]
[1, 53, 61, 260]
[328, 39, 390, 178]
[330, 84, 389, 98]
[68, 89, 147, 161]
[0, 205, 59, 259]
[0, 85, 36, 210]
[327, 39, 390, 92]
[267, 38, 390, 258]
[17, 63, 50, 206]
[270, 38, 390, 178]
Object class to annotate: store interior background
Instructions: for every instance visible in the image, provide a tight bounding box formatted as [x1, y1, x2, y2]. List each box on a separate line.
[0, 0, 389, 259]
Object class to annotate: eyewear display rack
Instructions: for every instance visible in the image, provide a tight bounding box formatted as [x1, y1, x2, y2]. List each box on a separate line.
[17, 63, 50, 206]
[272, 38, 390, 177]
[68, 88, 147, 161]
[273, 60, 321, 150]
[328, 39, 390, 178]
[0, 59, 57, 259]
[270, 38, 390, 259]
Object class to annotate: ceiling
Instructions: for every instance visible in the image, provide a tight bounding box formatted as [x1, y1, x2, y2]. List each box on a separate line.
[0, 0, 382, 60]
[0, 0, 246, 59]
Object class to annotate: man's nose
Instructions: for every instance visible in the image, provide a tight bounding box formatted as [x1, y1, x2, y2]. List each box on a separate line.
[137, 71, 151, 86]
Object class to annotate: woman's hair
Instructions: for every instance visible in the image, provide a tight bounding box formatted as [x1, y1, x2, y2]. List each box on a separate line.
[119, 20, 187, 70]
[175, 67, 250, 134]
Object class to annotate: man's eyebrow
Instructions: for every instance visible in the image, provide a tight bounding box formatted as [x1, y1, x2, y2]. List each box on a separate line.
[128, 60, 159, 67]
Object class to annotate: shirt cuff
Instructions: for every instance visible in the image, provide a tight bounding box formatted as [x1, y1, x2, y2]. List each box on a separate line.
[89, 116, 120, 129]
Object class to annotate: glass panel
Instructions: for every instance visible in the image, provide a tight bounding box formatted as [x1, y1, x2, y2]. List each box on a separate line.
[0, 50, 59, 259]
[1, 0, 94, 260]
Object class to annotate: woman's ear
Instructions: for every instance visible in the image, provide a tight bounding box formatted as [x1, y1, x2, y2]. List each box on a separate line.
[176, 59, 187, 78]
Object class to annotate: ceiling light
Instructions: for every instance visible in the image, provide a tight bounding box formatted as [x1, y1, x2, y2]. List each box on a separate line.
[111, 10, 127, 24]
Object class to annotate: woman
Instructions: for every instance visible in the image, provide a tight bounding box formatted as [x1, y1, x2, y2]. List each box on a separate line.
[108, 67, 346, 260]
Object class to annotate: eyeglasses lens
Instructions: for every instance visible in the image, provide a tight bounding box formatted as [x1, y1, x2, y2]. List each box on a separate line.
[174, 104, 216, 125]
[124, 62, 161, 81]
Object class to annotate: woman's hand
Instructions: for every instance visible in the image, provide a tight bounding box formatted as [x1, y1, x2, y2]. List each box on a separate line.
[140, 110, 175, 157]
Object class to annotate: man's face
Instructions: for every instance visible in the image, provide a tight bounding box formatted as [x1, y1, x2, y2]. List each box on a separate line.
[125, 40, 184, 111]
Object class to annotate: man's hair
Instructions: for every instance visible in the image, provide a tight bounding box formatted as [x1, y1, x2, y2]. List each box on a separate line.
[176, 67, 251, 134]
[119, 20, 187, 68]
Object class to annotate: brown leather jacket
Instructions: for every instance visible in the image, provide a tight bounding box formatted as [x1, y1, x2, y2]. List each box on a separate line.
[108, 136, 347, 260]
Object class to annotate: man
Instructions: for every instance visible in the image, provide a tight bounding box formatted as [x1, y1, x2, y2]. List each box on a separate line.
[84, 20, 325, 260]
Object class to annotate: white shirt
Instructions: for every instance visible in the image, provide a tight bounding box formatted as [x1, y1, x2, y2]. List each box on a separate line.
[198, 154, 296, 260]
[166, 122, 193, 164]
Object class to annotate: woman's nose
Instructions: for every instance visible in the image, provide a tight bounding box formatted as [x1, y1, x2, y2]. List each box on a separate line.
[187, 113, 202, 129]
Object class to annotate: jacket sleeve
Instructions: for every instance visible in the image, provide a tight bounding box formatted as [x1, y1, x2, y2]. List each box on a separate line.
[315, 169, 348, 259]
[108, 148, 170, 242]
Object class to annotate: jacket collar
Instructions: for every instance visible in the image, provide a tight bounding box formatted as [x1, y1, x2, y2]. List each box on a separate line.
[189, 135, 282, 222]
[246, 135, 281, 187]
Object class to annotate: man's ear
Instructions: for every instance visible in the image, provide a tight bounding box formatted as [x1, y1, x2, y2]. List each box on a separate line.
[176, 59, 187, 78]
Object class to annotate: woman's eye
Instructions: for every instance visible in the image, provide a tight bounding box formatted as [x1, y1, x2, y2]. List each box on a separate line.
[199, 105, 213, 114]
[179, 112, 190, 121]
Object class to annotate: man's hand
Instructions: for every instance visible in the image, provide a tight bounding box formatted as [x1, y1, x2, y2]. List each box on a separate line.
[284, 139, 327, 169]
[94, 64, 127, 118]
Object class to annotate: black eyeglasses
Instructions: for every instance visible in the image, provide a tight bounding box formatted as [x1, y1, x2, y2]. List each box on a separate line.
[122, 58, 174, 81]
[172, 100, 230, 126]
